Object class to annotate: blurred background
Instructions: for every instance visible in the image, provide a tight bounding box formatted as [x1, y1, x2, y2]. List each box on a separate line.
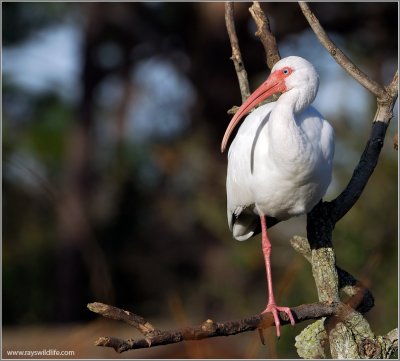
[2, 2, 398, 359]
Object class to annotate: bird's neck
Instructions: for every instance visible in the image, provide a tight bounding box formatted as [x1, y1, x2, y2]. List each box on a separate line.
[276, 88, 311, 116]
[267, 90, 311, 157]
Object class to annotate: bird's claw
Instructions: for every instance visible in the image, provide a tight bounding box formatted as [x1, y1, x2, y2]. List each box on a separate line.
[261, 304, 295, 338]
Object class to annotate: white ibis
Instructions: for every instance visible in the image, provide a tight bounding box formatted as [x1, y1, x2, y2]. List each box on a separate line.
[221, 56, 335, 337]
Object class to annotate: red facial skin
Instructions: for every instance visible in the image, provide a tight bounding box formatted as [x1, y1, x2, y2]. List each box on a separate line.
[221, 67, 293, 153]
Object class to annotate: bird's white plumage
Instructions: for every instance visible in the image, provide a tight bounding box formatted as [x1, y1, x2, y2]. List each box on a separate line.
[226, 56, 335, 241]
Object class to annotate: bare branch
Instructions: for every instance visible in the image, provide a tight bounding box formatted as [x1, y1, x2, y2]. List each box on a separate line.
[87, 302, 158, 337]
[88, 301, 338, 353]
[88, 5, 398, 358]
[386, 69, 398, 97]
[295, 3, 398, 221]
[298, 2, 386, 99]
[225, 2, 250, 103]
[249, 1, 280, 70]
[295, 15, 398, 352]
[329, 121, 389, 223]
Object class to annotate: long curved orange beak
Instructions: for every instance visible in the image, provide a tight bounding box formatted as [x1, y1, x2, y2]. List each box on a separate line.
[221, 71, 286, 153]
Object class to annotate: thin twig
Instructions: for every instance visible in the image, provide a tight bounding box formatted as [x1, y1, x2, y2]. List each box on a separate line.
[88, 301, 338, 353]
[225, 2, 250, 104]
[249, 1, 280, 70]
[87, 302, 159, 337]
[298, 2, 386, 99]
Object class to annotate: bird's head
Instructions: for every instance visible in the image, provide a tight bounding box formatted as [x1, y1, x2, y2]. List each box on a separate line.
[221, 56, 319, 153]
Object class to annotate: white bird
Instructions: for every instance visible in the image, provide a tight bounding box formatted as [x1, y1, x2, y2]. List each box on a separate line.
[221, 56, 335, 337]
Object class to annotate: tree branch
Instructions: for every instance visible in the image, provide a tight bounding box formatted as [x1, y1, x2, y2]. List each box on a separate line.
[297, 4, 398, 356]
[225, 1, 282, 115]
[249, 1, 280, 70]
[88, 301, 338, 353]
[87, 302, 158, 337]
[88, 4, 398, 358]
[225, 2, 250, 105]
[298, 2, 398, 223]
[298, 2, 387, 99]
[290, 236, 374, 314]
[295, 319, 328, 358]
[387, 69, 398, 97]
[329, 122, 389, 223]
[327, 68, 397, 222]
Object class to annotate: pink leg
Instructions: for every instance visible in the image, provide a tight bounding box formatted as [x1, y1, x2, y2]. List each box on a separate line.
[260, 215, 295, 337]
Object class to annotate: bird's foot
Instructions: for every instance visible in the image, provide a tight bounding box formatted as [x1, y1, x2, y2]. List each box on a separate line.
[261, 303, 295, 338]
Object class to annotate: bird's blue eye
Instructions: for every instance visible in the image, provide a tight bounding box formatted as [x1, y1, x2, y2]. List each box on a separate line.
[283, 69, 289, 74]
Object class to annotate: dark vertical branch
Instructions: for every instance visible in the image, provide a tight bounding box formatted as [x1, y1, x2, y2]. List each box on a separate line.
[329, 122, 389, 223]
[298, 2, 398, 358]
[299, 2, 398, 223]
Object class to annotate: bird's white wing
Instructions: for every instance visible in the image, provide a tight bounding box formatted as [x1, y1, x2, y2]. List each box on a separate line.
[225, 104, 334, 241]
[297, 106, 335, 165]
[226, 103, 275, 241]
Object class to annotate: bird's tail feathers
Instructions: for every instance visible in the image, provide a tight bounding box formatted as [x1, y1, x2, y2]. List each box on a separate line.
[231, 211, 258, 241]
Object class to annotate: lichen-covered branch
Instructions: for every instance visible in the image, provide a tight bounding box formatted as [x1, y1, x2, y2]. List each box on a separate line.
[296, 5, 398, 358]
[295, 319, 328, 358]
[290, 236, 374, 314]
[88, 4, 398, 358]
[301, 108, 396, 359]
[291, 236, 396, 359]
[292, 9, 397, 357]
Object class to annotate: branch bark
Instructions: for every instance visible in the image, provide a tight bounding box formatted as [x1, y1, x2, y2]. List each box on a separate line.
[88, 301, 338, 352]
[298, 2, 387, 99]
[249, 1, 281, 70]
[296, 4, 398, 358]
[225, 2, 250, 105]
[88, 4, 398, 358]
[290, 236, 374, 314]
[329, 122, 389, 223]
[297, 2, 398, 224]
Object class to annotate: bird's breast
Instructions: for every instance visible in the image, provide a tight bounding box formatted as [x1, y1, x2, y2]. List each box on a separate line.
[226, 104, 333, 221]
